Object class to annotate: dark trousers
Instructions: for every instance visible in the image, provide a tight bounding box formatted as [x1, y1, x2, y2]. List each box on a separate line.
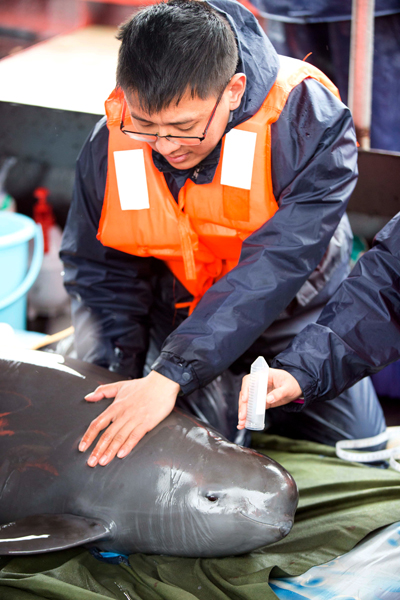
[147, 303, 386, 447]
[176, 368, 385, 448]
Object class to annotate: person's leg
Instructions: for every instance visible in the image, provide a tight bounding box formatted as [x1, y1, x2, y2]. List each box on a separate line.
[146, 256, 386, 447]
[266, 377, 386, 446]
[176, 363, 386, 448]
[237, 299, 387, 446]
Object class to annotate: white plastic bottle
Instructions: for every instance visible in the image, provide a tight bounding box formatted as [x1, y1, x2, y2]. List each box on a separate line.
[245, 356, 269, 430]
[0, 157, 17, 212]
[28, 187, 69, 318]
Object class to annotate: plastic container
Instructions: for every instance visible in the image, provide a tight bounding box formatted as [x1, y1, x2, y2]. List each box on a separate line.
[32, 187, 54, 253]
[0, 157, 17, 213]
[28, 188, 69, 317]
[0, 212, 43, 329]
[245, 356, 269, 431]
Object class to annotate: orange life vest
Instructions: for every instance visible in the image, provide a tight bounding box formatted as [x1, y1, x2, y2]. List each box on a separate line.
[98, 56, 339, 313]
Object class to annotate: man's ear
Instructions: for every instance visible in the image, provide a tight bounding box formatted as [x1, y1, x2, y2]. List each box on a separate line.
[227, 73, 246, 110]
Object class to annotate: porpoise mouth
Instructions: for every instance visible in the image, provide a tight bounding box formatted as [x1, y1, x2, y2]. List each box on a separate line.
[240, 512, 293, 536]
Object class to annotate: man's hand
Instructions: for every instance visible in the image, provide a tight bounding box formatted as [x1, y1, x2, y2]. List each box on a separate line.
[79, 370, 180, 467]
[237, 368, 302, 430]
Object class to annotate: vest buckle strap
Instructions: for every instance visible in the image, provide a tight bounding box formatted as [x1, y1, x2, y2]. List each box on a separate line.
[177, 207, 197, 281]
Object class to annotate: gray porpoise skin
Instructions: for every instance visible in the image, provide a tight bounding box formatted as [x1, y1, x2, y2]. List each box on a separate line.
[0, 350, 298, 557]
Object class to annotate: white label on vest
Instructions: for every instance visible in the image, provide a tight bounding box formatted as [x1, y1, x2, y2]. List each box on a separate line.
[114, 149, 150, 210]
[220, 129, 257, 190]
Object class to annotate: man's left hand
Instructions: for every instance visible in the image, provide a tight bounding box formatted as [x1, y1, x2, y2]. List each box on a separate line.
[79, 370, 180, 467]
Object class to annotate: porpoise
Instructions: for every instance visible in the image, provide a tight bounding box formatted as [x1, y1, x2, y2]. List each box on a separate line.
[0, 349, 298, 557]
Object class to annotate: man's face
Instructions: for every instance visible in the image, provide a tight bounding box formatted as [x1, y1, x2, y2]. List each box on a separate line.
[124, 75, 246, 170]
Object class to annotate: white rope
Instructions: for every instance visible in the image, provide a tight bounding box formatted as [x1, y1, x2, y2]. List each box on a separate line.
[336, 427, 400, 472]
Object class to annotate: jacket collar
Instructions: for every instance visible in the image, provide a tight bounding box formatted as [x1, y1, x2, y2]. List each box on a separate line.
[152, 140, 222, 186]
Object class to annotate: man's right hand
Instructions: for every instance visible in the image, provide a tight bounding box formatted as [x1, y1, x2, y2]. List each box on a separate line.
[237, 368, 303, 430]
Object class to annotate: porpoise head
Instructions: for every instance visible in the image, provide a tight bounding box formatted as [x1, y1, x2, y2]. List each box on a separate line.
[115, 410, 298, 557]
[182, 427, 297, 556]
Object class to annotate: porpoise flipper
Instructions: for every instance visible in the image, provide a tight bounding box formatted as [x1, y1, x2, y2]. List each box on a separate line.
[0, 514, 111, 554]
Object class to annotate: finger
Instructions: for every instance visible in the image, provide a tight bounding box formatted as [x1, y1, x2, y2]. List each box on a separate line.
[84, 382, 121, 402]
[87, 423, 125, 467]
[238, 402, 247, 425]
[240, 376, 250, 402]
[265, 387, 293, 408]
[85, 416, 131, 466]
[238, 394, 243, 418]
[237, 413, 246, 426]
[79, 406, 116, 453]
[237, 400, 248, 428]
[116, 424, 149, 459]
[97, 420, 147, 466]
[238, 377, 249, 418]
[238, 390, 248, 406]
[237, 417, 246, 430]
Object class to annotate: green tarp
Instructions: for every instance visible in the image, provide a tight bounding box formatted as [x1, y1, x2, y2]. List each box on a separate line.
[1, 434, 400, 600]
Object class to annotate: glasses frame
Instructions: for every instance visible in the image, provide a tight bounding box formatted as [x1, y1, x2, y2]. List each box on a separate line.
[120, 88, 225, 146]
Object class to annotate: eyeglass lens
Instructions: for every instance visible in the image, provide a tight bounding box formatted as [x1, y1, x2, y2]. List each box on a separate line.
[123, 132, 203, 146]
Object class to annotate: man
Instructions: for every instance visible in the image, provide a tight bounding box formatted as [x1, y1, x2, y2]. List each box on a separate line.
[238, 212, 400, 427]
[61, 0, 385, 467]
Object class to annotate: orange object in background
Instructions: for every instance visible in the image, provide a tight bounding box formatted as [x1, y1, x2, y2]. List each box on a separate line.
[30, 187, 70, 318]
[0, 0, 261, 61]
[33, 187, 54, 254]
[0, 0, 89, 59]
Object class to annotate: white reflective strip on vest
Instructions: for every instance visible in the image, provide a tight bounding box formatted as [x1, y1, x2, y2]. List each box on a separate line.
[220, 129, 257, 190]
[114, 149, 150, 210]
[336, 427, 400, 472]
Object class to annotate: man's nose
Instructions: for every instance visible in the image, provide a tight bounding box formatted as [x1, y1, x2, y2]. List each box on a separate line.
[154, 136, 181, 154]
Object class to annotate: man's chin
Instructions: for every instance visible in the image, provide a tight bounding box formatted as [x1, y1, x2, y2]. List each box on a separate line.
[165, 153, 201, 170]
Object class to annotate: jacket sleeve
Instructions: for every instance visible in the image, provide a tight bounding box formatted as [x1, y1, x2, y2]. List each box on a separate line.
[152, 79, 358, 393]
[273, 212, 400, 408]
[60, 118, 155, 378]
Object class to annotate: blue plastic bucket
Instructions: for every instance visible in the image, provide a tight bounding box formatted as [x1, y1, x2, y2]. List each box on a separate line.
[0, 213, 43, 329]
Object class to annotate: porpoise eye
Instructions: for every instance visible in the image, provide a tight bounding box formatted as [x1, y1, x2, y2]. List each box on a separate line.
[206, 494, 218, 502]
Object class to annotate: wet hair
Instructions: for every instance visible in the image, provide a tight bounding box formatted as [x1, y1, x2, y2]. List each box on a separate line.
[116, 0, 238, 113]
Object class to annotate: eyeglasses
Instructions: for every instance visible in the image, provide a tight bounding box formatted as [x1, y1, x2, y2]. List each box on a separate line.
[120, 88, 224, 146]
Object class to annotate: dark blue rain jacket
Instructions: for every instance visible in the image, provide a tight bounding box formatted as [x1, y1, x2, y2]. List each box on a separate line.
[251, 1, 400, 152]
[274, 213, 400, 408]
[251, 0, 400, 23]
[60, 0, 357, 392]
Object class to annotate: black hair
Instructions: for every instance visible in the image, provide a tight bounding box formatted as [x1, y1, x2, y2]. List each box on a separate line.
[116, 0, 238, 113]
